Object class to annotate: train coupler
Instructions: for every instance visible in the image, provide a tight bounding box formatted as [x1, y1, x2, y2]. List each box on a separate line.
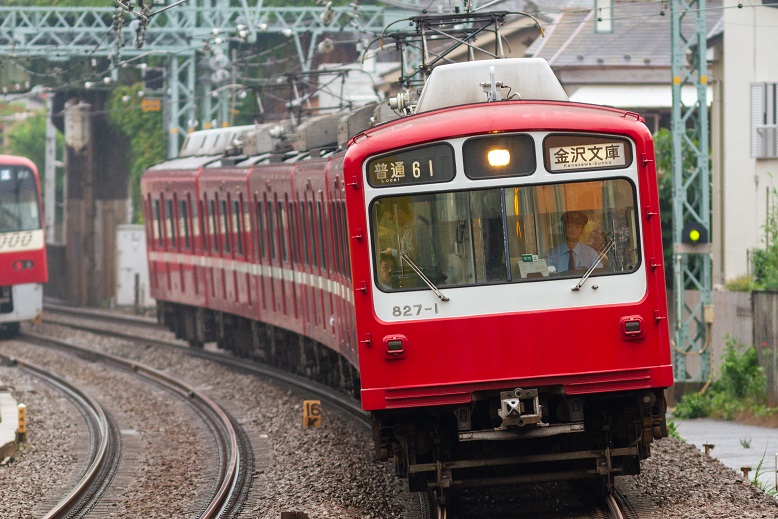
[497, 388, 545, 429]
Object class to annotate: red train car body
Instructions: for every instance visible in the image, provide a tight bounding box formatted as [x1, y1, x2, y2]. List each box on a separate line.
[0, 154, 48, 336]
[142, 58, 672, 501]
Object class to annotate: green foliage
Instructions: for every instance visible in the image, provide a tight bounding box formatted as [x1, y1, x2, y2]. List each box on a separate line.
[713, 338, 766, 400]
[673, 337, 770, 420]
[672, 391, 712, 419]
[666, 419, 683, 440]
[724, 274, 759, 292]
[3, 111, 47, 174]
[106, 84, 166, 223]
[751, 450, 778, 497]
[750, 185, 778, 290]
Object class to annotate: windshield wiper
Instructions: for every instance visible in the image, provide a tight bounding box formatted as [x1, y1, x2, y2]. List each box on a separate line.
[400, 252, 450, 302]
[572, 236, 615, 292]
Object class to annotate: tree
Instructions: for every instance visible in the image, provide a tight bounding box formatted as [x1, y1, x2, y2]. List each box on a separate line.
[106, 84, 166, 223]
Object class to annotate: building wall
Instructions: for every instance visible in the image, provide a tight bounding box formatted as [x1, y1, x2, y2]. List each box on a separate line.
[719, 0, 778, 283]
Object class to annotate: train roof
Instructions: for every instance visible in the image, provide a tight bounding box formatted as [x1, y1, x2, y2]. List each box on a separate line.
[415, 58, 568, 113]
[146, 155, 220, 171]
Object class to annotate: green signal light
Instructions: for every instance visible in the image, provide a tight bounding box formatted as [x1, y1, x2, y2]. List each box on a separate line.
[681, 222, 709, 244]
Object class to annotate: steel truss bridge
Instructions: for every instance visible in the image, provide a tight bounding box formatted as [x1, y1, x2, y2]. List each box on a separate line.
[0, 1, 409, 157]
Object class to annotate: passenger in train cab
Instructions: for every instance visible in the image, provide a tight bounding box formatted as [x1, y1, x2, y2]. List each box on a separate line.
[546, 210, 602, 273]
[378, 252, 397, 289]
[382, 204, 437, 270]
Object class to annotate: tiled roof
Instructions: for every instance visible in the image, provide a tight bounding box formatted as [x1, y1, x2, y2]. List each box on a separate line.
[525, 0, 722, 68]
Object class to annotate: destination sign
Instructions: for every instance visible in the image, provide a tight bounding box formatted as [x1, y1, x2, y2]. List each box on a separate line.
[367, 143, 455, 187]
[545, 134, 632, 173]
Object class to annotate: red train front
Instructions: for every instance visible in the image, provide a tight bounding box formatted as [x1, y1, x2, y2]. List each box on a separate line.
[0, 155, 48, 337]
[344, 59, 671, 495]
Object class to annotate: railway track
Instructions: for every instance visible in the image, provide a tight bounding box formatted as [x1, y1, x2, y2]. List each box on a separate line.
[0, 352, 120, 518]
[11, 330, 250, 518]
[41, 304, 643, 518]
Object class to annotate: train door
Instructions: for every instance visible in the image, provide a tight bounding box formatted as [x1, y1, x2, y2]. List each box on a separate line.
[282, 193, 298, 320]
[263, 192, 279, 314]
[147, 193, 161, 293]
[305, 195, 321, 329]
[316, 194, 332, 335]
[208, 196, 220, 301]
[162, 193, 174, 294]
[237, 194, 252, 308]
[272, 194, 287, 315]
[296, 195, 313, 334]
[219, 196, 231, 305]
[253, 194, 268, 315]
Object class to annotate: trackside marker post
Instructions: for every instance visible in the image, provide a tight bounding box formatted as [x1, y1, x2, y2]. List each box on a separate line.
[16, 403, 26, 443]
[303, 400, 321, 428]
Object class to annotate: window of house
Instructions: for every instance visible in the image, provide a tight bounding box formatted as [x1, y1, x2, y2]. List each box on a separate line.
[752, 82, 778, 159]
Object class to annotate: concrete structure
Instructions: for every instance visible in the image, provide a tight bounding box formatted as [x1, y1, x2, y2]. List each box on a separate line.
[709, 0, 778, 285]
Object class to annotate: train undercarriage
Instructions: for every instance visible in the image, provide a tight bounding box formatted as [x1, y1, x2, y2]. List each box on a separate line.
[372, 386, 668, 508]
[156, 300, 361, 397]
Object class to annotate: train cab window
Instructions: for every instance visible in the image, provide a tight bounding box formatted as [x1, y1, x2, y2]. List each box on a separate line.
[233, 199, 243, 256]
[371, 178, 639, 291]
[180, 199, 191, 250]
[220, 199, 230, 254]
[0, 165, 40, 232]
[165, 198, 176, 249]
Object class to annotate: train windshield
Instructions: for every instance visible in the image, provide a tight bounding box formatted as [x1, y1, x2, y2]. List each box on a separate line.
[0, 165, 41, 233]
[371, 178, 639, 291]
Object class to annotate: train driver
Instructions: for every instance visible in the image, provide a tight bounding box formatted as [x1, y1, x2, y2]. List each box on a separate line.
[546, 210, 602, 273]
[378, 252, 397, 289]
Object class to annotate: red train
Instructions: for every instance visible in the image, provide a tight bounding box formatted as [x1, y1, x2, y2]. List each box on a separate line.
[0, 154, 48, 337]
[142, 58, 671, 511]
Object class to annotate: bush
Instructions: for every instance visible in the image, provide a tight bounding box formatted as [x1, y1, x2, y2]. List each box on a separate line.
[673, 392, 713, 419]
[673, 337, 767, 420]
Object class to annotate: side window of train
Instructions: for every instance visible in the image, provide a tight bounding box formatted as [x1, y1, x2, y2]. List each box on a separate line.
[285, 195, 297, 264]
[220, 198, 230, 254]
[199, 199, 208, 253]
[316, 198, 327, 270]
[242, 195, 250, 258]
[329, 200, 341, 276]
[300, 199, 310, 266]
[152, 197, 162, 248]
[336, 200, 349, 278]
[265, 195, 276, 260]
[209, 198, 219, 253]
[233, 198, 243, 256]
[277, 198, 288, 262]
[165, 197, 176, 249]
[255, 198, 266, 259]
[307, 199, 318, 269]
[180, 199, 191, 250]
